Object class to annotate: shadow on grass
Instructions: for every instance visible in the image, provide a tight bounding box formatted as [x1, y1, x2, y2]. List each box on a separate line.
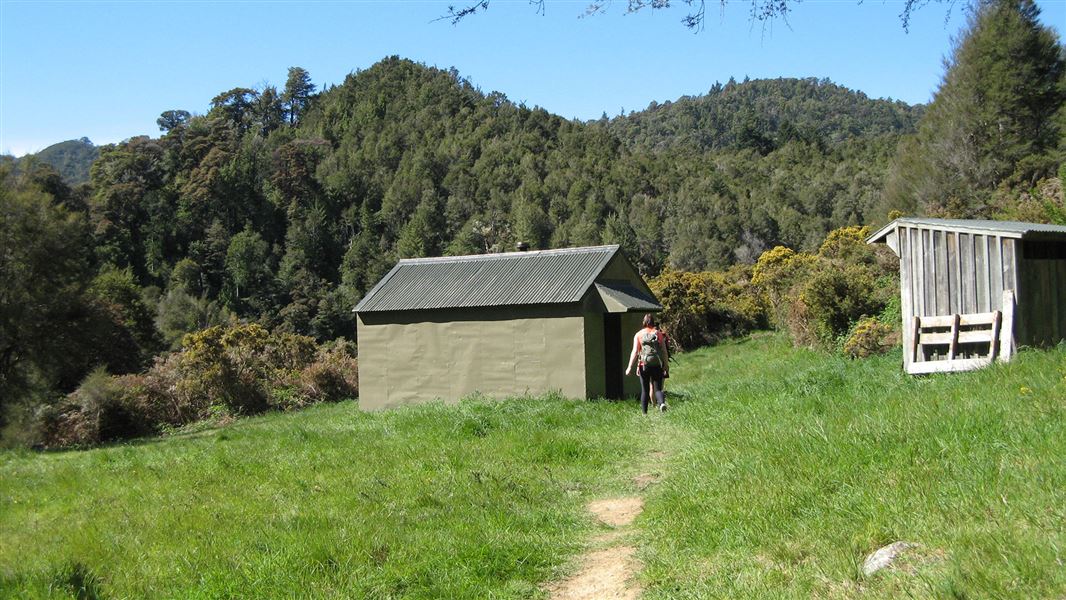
[0, 562, 108, 600]
[663, 389, 691, 405]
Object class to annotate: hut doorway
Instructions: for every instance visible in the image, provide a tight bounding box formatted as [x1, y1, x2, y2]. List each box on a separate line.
[604, 313, 623, 399]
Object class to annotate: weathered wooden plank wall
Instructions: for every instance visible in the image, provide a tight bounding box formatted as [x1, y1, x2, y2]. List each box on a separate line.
[1019, 246, 1066, 346]
[960, 233, 975, 314]
[903, 227, 1010, 319]
[899, 228, 913, 370]
[935, 230, 950, 313]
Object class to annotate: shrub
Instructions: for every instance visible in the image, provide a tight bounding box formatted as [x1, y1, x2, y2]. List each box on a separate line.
[295, 355, 359, 405]
[842, 316, 898, 358]
[649, 269, 715, 351]
[798, 262, 883, 346]
[649, 267, 767, 351]
[817, 225, 870, 261]
[39, 368, 157, 447]
[177, 324, 318, 415]
[297, 341, 359, 403]
[36, 324, 356, 448]
[751, 246, 818, 331]
[748, 227, 901, 352]
[135, 352, 205, 426]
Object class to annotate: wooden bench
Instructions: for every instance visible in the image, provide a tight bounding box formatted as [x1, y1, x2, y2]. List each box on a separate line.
[908, 290, 1015, 375]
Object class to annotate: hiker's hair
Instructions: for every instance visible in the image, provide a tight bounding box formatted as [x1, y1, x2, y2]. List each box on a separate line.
[642, 314, 655, 328]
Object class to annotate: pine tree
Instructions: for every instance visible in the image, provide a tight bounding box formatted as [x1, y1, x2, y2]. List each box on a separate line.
[282, 67, 316, 126]
[886, 0, 1065, 217]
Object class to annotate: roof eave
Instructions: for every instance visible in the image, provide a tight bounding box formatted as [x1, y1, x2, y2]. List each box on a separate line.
[866, 220, 898, 245]
[868, 217, 1066, 240]
[353, 261, 404, 313]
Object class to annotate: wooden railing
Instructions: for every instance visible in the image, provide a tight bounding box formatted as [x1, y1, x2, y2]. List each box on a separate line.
[908, 290, 1015, 375]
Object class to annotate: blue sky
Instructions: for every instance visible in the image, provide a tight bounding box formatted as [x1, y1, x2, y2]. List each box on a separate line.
[1, 0, 1063, 157]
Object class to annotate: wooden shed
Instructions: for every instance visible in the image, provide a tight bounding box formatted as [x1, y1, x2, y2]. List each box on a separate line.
[868, 218, 1066, 374]
[354, 245, 662, 410]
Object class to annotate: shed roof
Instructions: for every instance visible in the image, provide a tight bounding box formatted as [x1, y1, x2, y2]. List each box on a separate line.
[354, 245, 661, 313]
[868, 217, 1066, 244]
[595, 282, 662, 313]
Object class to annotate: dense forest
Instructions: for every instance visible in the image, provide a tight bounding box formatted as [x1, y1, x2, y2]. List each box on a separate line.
[7, 63, 919, 343]
[606, 77, 923, 153]
[1, 0, 1062, 443]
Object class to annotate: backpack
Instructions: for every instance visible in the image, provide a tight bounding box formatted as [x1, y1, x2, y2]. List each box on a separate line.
[639, 329, 662, 367]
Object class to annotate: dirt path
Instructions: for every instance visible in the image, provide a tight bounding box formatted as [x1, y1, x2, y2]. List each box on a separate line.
[546, 430, 674, 600]
[546, 496, 645, 600]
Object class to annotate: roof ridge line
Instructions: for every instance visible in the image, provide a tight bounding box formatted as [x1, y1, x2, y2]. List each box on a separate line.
[397, 245, 620, 265]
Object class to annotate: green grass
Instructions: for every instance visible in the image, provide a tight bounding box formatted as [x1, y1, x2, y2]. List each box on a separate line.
[2, 334, 1064, 598]
[0, 396, 652, 598]
[643, 335, 1066, 599]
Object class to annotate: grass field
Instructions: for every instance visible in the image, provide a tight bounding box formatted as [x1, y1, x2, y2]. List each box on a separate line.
[2, 334, 1064, 598]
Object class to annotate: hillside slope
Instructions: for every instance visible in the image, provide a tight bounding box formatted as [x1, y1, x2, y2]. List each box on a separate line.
[24, 137, 98, 185]
[3, 335, 1063, 598]
[75, 58, 921, 344]
[608, 77, 923, 154]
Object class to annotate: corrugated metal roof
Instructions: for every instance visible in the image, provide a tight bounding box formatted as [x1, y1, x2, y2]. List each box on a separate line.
[869, 217, 1066, 244]
[595, 282, 663, 312]
[355, 245, 623, 313]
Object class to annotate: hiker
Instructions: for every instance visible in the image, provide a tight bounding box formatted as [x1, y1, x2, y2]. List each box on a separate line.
[625, 314, 669, 414]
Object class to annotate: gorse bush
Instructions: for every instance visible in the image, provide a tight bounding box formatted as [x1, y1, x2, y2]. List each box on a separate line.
[37, 369, 154, 447]
[751, 245, 819, 333]
[295, 340, 359, 405]
[648, 226, 899, 355]
[593, 225, 895, 356]
[841, 315, 899, 358]
[177, 324, 318, 414]
[648, 266, 768, 351]
[750, 226, 900, 351]
[37, 324, 358, 448]
[799, 262, 882, 345]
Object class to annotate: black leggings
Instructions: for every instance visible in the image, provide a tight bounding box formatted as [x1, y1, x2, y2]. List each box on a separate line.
[638, 364, 665, 414]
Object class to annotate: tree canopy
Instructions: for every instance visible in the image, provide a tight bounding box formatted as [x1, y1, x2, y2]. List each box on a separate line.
[886, 0, 1065, 217]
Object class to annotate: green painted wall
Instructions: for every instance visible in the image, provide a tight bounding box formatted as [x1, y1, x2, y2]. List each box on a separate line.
[358, 305, 589, 411]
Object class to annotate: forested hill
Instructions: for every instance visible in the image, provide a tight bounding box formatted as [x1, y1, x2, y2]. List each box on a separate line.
[8, 57, 915, 357]
[608, 77, 924, 154]
[12, 138, 98, 185]
[297, 59, 918, 280]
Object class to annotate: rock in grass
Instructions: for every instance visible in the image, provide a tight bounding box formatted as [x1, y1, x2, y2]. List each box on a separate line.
[862, 541, 916, 576]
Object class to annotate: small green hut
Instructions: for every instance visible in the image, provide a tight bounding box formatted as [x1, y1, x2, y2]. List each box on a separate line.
[354, 245, 662, 410]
